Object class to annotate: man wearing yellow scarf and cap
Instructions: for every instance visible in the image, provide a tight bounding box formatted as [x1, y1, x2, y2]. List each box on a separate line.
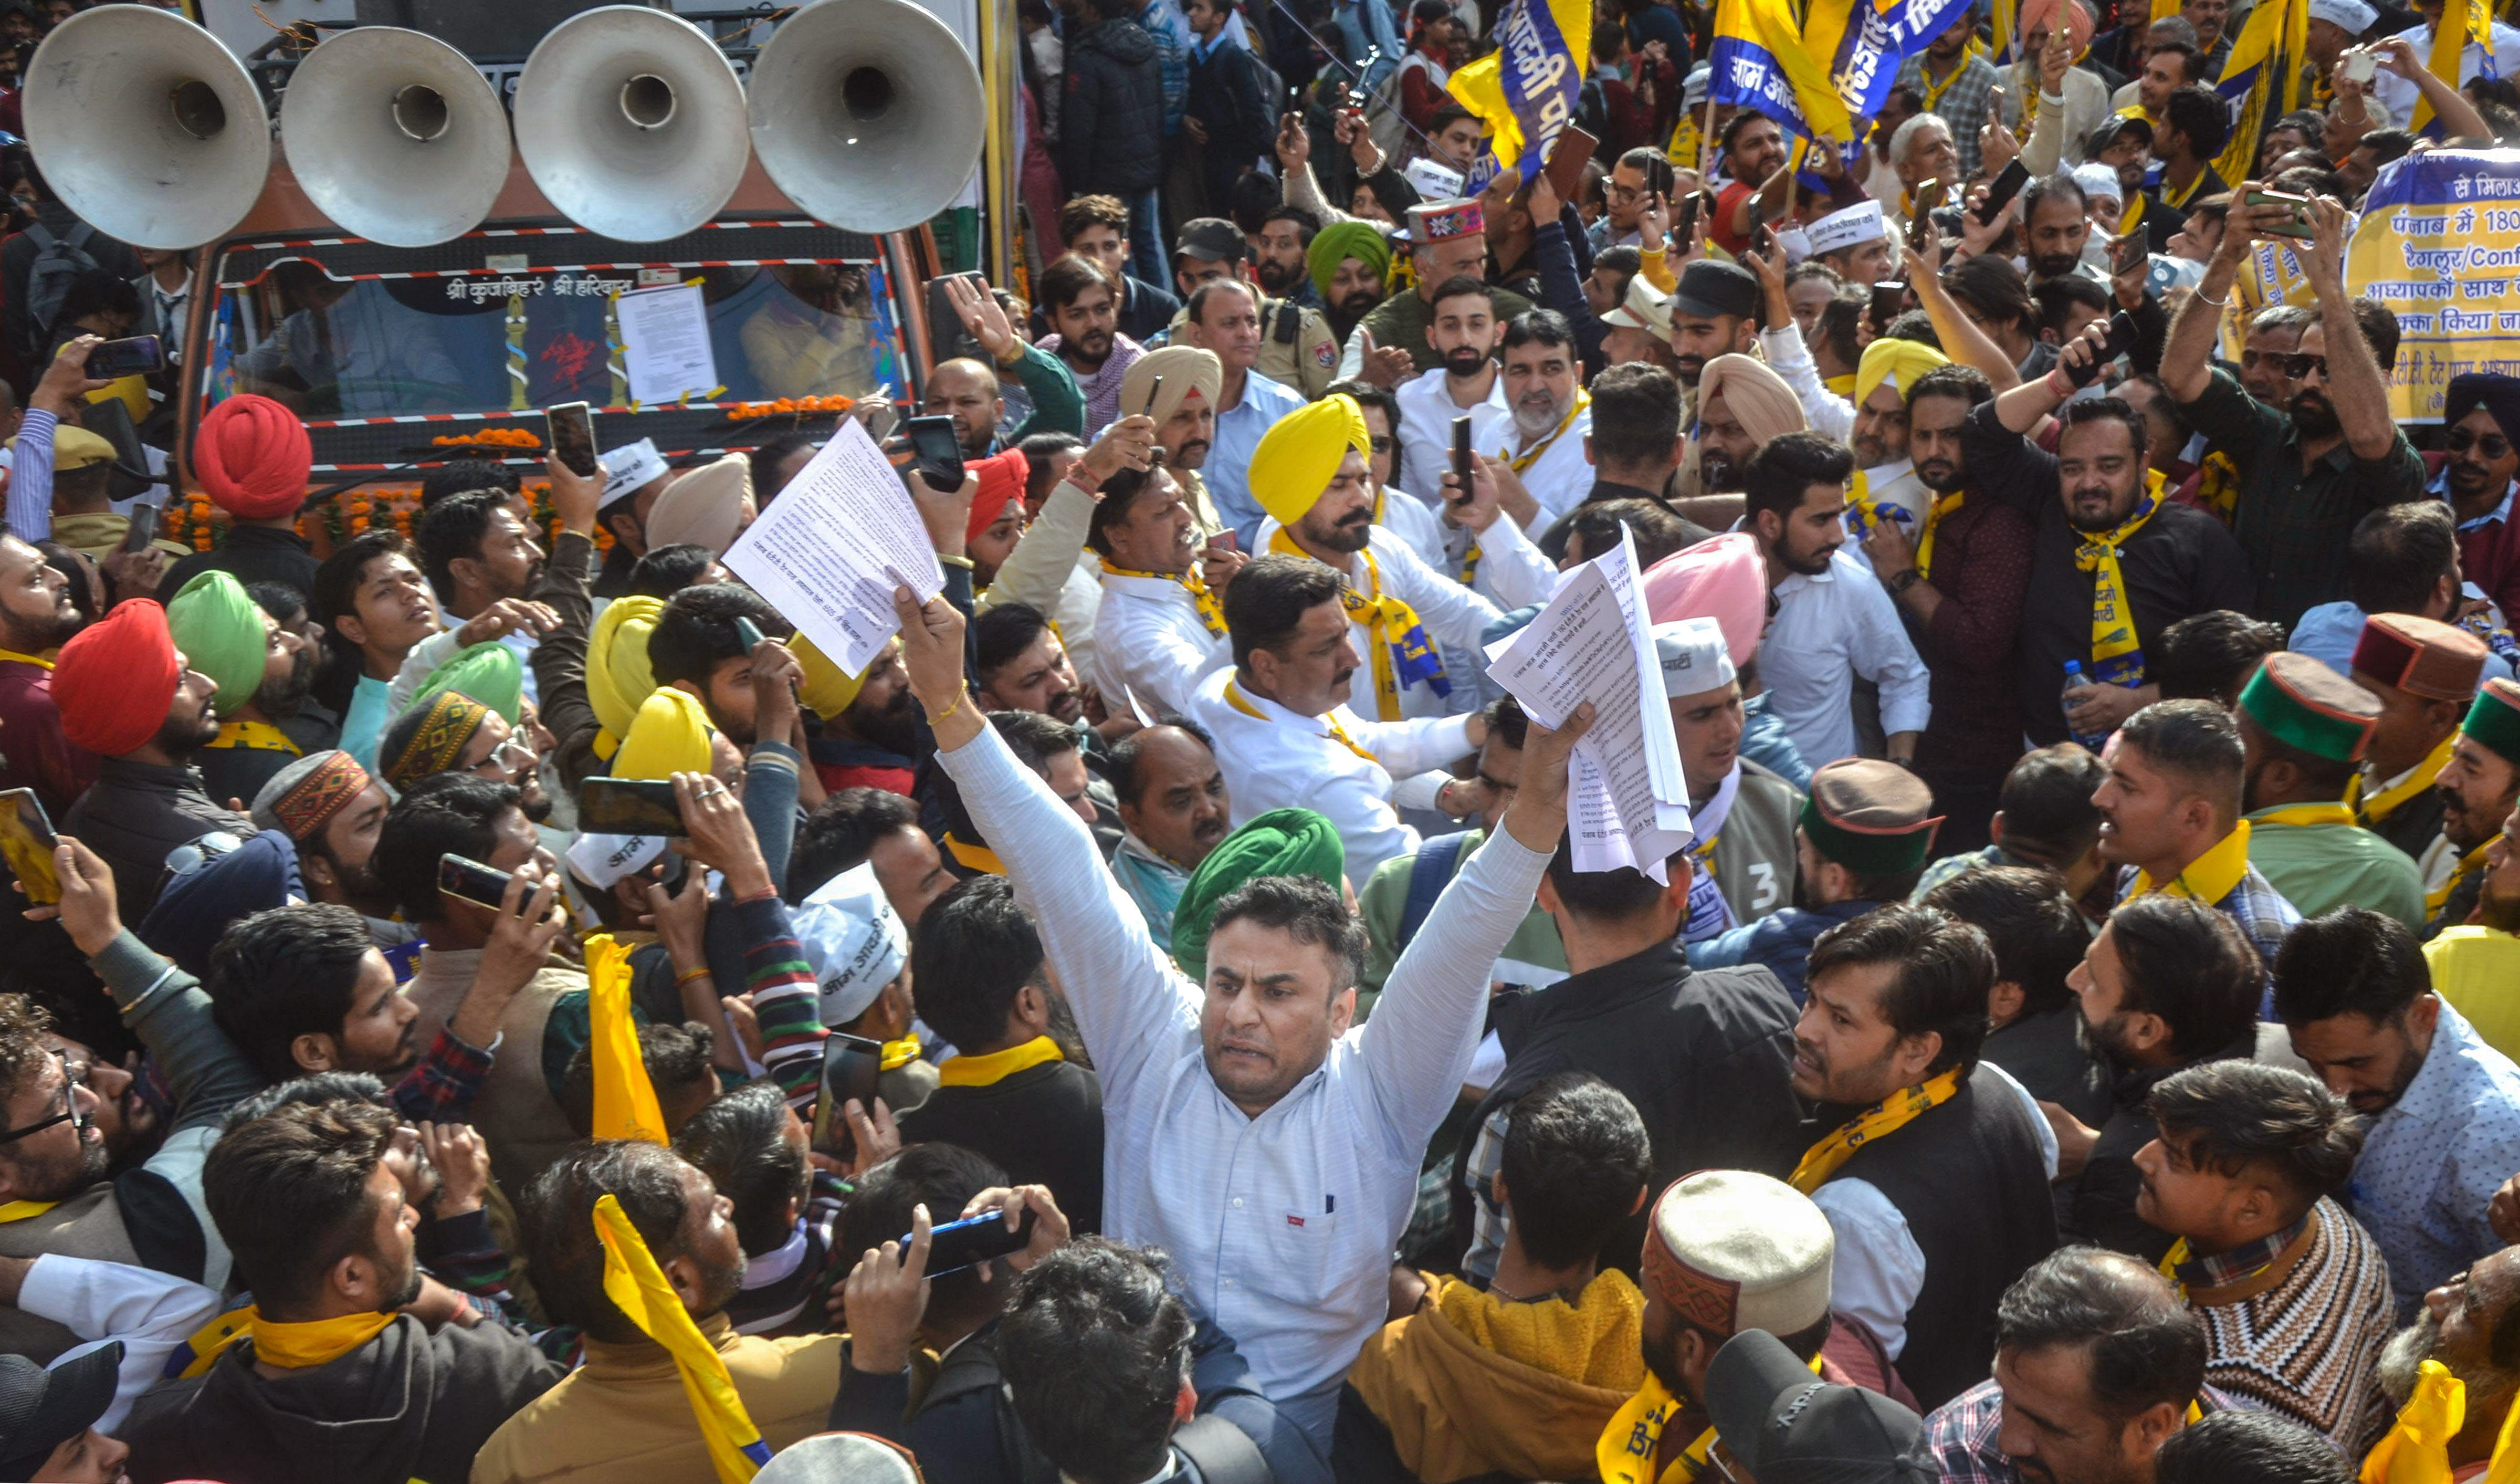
[1244, 393, 1508, 723]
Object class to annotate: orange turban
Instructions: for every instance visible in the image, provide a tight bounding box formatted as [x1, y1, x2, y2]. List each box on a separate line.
[193, 395, 311, 521]
[55, 600, 181, 757]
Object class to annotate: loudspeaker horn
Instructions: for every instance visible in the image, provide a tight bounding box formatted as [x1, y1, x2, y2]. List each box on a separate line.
[746, 0, 986, 235]
[512, 5, 749, 242]
[21, 6, 272, 250]
[279, 27, 511, 247]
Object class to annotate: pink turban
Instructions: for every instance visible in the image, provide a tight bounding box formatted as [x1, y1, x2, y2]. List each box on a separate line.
[1643, 532, 1766, 668]
[193, 395, 311, 521]
[2019, 0, 2094, 57]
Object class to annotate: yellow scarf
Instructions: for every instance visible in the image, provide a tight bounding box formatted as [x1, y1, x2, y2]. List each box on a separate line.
[1915, 490, 1966, 581]
[1597, 1354, 1826, 1484]
[2130, 822, 2253, 906]
[1918, 53, 1970, 113]
[2350, 732, 2459, 825]
[1224, 677, 1380, 764]
[1788, 1067, 1964, 1194]
[1266, 529, 1444, 722]
[0, 1200, 59, 1222]
[1823, 373, 1856, 399]
[2430, 841, 2494, 923]
[2195, 451, 2239, 524]
[1505, 392, 1590, 474]
[182, 1305, 398, 1376]
[0, 647, 55, 670]
[879, 1035, 922, 1072]
[937, 1035, 1064, 1088]
[1099, 559, 1226, 638]
[2252, 802, 2355, 829]
[2072, 472, 2166, 687]
[203, 719, 303, 755]
[945, 835, 1007, 876]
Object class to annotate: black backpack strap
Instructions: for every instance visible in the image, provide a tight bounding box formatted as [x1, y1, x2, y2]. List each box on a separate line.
[1171, 1414, 1276, 1484]
[23, 224, 50, 250]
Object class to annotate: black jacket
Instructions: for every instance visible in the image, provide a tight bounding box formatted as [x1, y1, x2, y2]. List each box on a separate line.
[60, 757, 255, 919]
[2062, 1031, 2259, 1263]
[161, 527, 323, 608]
[1186, 38, 1272, 215]
[123, 1313, 565, 1484]
[1057, 19, 1167, 196]
[895, 1058, 1106, 1234]
[1459, 941, 1806, 1273]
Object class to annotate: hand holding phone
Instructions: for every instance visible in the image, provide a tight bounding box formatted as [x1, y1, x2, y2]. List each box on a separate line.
[1450, 415, 1474, 505]
[547, 401, 598, 477]
[1976, 160, 2031, 226]
[577, 777, 685, 838]
[912, 1208, 1039, 1277]
[122, 502, 159, 553]
[2063, 312, 2141, 389]
[2246, 190, 2316, 239]
[436, 853, 514, 912]
[0, 789, 59, 906]
[85, 336, 163, 379]
[904, 415, 967, 493]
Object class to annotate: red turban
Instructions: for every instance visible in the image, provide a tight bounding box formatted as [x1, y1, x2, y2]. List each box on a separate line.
[193, 395, 312, 521]
[964, 449, 1031, 546]
[55, 600, 180, 758]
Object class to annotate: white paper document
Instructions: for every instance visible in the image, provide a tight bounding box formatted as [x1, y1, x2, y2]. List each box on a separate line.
[1483, 526, 1694, 881]
[722, 419, 943, 674]
[616, 281, 720, 406]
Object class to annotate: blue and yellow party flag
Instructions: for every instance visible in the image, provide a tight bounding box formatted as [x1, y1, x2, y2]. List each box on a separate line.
[594, 1193, 773, 1484]
[1446, 0, 1591, 185]
[2413, 0, 2494, 134]
[586, 933, 667, 1146]
[2211, 0, 2308, 181]
[1805, 0, 1977, 123]
[1707, 0, 1857, 143]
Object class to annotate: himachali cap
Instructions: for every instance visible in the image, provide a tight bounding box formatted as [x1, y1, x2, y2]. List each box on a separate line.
[1408, 197, 1486, 246]
[2239, 652, 2380, 764]
[1601, 275, 1674, 334]
[1642, 1171, 1834, 1337]
[2461, 677, 2520, 767]
[1807, 201, 1887, 258]
[382, 689, 492, 792]
[1801, 758, 1943, 877]
[252, 750, 374, 843]
[2355, 613, 2490, 702]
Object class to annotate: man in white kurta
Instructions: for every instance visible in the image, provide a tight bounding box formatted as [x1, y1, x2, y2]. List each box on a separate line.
[1091, 464, 1237, 718]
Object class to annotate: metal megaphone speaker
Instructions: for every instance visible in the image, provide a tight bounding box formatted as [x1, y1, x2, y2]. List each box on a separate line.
[513, 5, 749, 242]
[21, 6, 271, 249]
[279, 27, 511, 247]
[746, 0, 985, 235]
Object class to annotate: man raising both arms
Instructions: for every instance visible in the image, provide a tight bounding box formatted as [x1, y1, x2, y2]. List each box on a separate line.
[884, 582, 1589, 1469]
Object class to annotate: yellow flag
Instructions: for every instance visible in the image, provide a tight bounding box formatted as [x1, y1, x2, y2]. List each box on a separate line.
[2209, 0, 2307, 183]
[2360, 1359, 2463, 1484]
[2413, 0, 2492, 134]
[593, 1193, 773, 1484]
[2482, 1363, 2520, 1484]
[586, 933, 667, 1145]
[1444, 0, 1593, 175]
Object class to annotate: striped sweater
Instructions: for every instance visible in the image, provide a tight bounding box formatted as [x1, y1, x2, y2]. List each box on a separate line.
[2190, 1197, 2396, 1457]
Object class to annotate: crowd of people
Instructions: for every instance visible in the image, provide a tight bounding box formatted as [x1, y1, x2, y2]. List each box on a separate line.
[3, 0, 2520, 1477]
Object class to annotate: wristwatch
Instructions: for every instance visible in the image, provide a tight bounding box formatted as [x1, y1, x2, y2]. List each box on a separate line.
[1887, 568, 1924, 594]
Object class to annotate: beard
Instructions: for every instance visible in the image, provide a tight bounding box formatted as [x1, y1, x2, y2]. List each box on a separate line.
[253, 651, 316, 723]
[1338, 287, 1381, 317]
[2030, 250, 2082, 280]
[2374, 1311, 2518, 1410]
[1256, 259, 1300, 295]
[1702, 449, 1746, 493]
[2483, 879, 2520, 934]
[848, 686, 922, 759]
[1916, 457, 1966, 493]
[1441, 347, 1490, 381]
[1512, 394, 1566, 440]
[1305, 509, 1374, 555]
[2290, 389, 2342, 440]
[156, 698, 221, 759]
[1776, 534, 1837, 578]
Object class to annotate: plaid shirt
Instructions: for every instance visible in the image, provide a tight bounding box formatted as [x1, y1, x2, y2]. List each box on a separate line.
[2115, 861, 2301, 1012]
[390, 1027, 494, 1126]
[2174, 1213, 2312, 1292]
[1892, 53, 1999, 181]
[2174, 367, 2429, 632]
[1927, 1378, 2249, 1483]
[1912, 845, 2038, 903]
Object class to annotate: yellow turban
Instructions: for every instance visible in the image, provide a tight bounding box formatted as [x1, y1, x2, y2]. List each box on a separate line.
[794, 634, 871, 721]
[1854, 338, 1952, 413]
[1119, 346, 1225, 430]
[1249, 393, 1371, 530]
[613, 687, 717, 782]
[588, 596, 664, 760]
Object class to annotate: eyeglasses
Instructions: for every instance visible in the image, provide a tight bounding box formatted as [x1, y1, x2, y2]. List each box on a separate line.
[0, 1051, 77, 1145]
[164, 830, 243, 879]
[468, 731, 536, 778]
[2278, 353, 2329, 381]
[2450, 427, 2513, 459]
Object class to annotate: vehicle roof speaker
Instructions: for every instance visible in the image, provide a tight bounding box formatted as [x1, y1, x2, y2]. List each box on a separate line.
[513, 5, 750, 242]
[280, 26, 512, 247]
[746, 0, 986, 236]
[22, 6, 273, 250]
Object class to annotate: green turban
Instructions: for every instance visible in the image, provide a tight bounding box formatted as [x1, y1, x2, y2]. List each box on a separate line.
[1171, 808, 1347, 984]
[1307, 221, 1392, 305]
[413, 641, 523, 726]
[164, 571, 267, 706]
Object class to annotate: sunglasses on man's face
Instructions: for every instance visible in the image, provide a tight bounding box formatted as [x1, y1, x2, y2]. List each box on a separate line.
[2450, 427, 2514, 461]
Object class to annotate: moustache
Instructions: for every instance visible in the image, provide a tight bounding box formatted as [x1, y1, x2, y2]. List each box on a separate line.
[1337, 508, 1372, 528]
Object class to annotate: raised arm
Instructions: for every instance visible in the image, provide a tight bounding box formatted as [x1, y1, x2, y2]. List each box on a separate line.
[2156, 189, 2259, 404]
[2297, 195, 2400, 462]
[2374, 35, 2492, 140]
[9, 338, 107, 542]
[984, 417, 1152, 614]
[1357, 705, 1585, 1152]
[894, 588, 1197, 1094]
[531, 455, 605, 789]
[1904, 240, 2024, 392]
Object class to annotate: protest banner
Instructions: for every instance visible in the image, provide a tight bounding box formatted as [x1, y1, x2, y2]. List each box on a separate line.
[2347, 146, 2520, 422]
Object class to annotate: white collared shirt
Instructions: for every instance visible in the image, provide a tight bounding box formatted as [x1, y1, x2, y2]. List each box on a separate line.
[936, 719, 1546, 1441]
[1188, 665, 1473, 887]
[19, 1254, 222, 1431]
[1094, 564, 1231, 718]
[1392, 365, 1512, 506]
[1761, 545, 1933, 767]
[1488, 402, 1593, 529]
[2374, 19, 2520, 127]
[1249, 524, 1506, 720]
[1206, 372, 1311, 549]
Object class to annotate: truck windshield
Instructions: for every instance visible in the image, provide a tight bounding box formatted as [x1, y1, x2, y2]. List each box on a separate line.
[196, 217, 905, 470]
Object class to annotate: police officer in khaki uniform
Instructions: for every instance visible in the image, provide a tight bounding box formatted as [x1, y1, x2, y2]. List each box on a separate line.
[1159, 217, 1341, 400]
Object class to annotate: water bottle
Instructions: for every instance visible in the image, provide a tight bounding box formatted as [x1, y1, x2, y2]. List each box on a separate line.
[2062, 662, 2108, 752]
